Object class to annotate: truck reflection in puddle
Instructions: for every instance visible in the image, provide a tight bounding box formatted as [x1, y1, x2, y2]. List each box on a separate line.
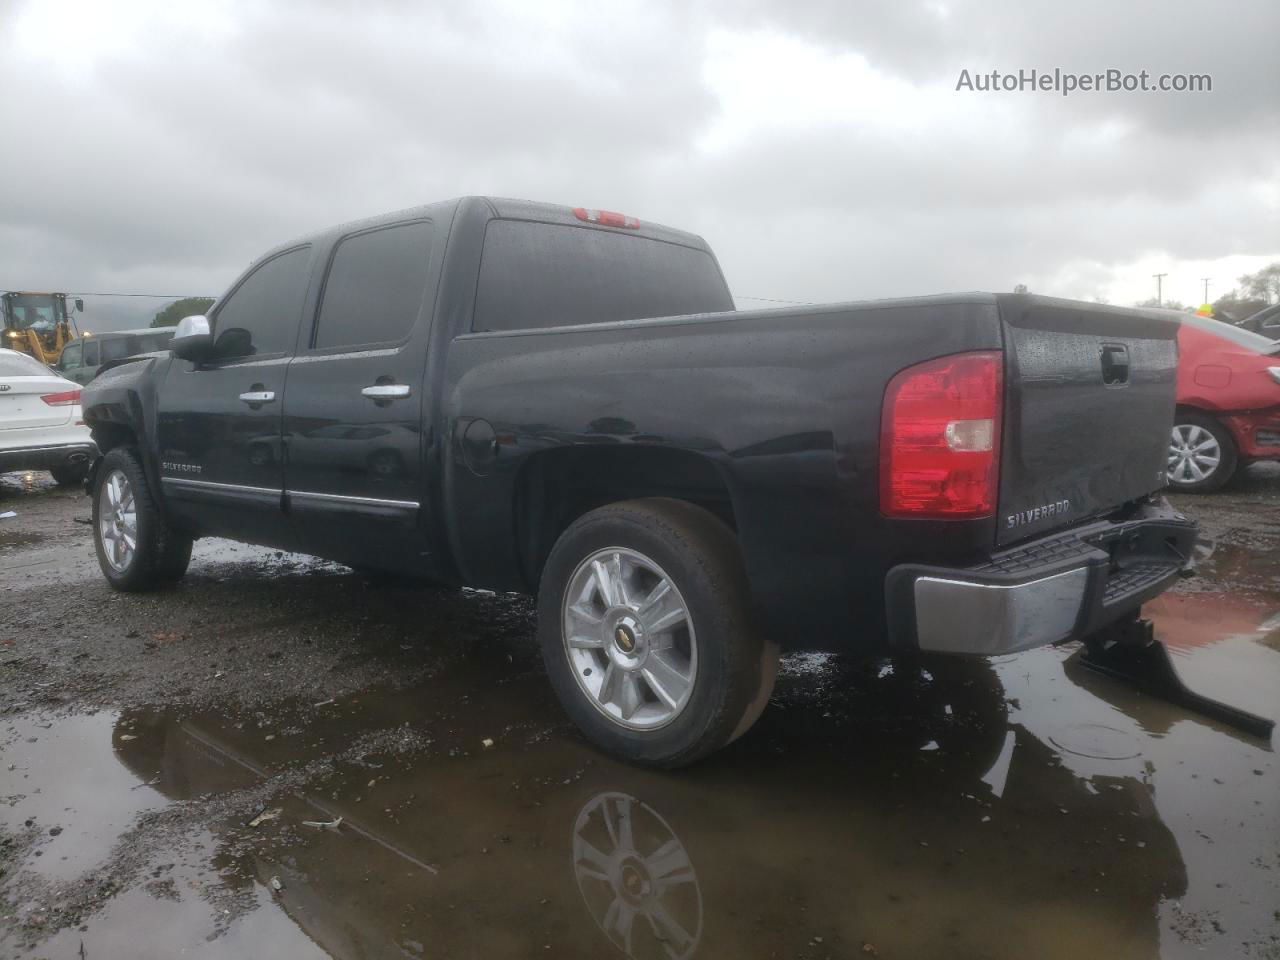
[91, 648, 1225, 960]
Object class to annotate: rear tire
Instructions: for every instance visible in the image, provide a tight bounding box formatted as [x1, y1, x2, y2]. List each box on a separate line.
[92, 447, 193, 591]
[49, 463, 88, 487]
[1168, 412, 1237, 493]
[538, 498, 778, 767]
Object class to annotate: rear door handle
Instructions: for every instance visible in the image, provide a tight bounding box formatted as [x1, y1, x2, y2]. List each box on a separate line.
[239, 390, 276, 404]
[361, 384, 411, 400]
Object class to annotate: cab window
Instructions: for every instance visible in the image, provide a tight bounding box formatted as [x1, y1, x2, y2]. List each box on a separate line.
[83, 340, 100, 366]
[134, 332, 174, 353]
[58, 342, 83, 370]
[211, 246, 312, 359]
[473, 220, 732, 332]
[312, 222, 433, 349]
[101, 336, 132, 363]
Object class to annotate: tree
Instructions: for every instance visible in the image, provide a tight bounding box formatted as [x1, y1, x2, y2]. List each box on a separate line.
[152, 297, 214, 328]
[1212, 289, 1269, 323]
[1012, 283, 1029, 294]
[1134, 297, 1187, 311]
[1237, 263, 1280, 305]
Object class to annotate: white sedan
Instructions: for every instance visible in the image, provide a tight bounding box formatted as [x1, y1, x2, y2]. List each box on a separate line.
[0, 347, 97, 485]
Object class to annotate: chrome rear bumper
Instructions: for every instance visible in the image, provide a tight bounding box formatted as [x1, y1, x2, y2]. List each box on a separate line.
[913, 567, 1089, 655]
[885, 498, 1197, 656]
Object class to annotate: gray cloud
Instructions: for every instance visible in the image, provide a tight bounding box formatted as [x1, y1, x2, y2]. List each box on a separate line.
[0, 0, 1276, 330]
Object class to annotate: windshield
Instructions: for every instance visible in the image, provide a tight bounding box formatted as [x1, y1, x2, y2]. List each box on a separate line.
[1183, 314, 1280, 353]
[0, 349, 55, 377]
[132, 331, 174, 353]
[5, 294, 65, 332]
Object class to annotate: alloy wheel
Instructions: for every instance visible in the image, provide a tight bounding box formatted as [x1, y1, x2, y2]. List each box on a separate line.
[562, 547, 697, 730]
[1168, 423, 1222, 485]
[98, 469, 137, 572]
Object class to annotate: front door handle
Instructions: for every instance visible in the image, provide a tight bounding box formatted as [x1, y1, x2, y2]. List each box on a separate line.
[361, 384, 411, 400]
[239, 390, 276, 404]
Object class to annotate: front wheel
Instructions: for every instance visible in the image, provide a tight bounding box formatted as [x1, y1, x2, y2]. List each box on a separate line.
[1167, 413, 1237, 493]
[538, 498, 778, 767]
[92, 447, 193, 591]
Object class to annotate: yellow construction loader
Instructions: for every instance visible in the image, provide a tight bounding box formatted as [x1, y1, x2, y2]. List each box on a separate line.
[1, 291, 83, 366]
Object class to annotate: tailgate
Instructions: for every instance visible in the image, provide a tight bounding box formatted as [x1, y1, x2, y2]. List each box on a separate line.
[996, 295, 1178, 546]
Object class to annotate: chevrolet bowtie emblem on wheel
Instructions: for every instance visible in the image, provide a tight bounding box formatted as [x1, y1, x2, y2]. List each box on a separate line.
[615, 626, 635, 652]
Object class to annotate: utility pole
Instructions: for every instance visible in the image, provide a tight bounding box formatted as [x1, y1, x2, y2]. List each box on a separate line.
[1153, 272, 1167, 306]
[1202, 277, 1211, 304]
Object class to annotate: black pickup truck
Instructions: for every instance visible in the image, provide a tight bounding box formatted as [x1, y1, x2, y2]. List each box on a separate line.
[82, 196, 1197, 765]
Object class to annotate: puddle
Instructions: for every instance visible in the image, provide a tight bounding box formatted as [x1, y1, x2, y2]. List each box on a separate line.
[3, 623, 1277, 959]
[1184, 537, 1280, 596]
[1, 713, 171, 881]
[1, 474, 1278, 957]
[1048, 722, 1144, 761]
[0, 472, 55, 498]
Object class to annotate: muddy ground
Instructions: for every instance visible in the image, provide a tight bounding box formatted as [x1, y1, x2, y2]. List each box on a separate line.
[2, 466, 1278, 960]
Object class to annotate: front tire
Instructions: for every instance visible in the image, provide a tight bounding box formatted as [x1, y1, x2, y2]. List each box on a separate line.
[92, 447, 193, 591]
[538, 498, 778, 767]
[1168, 413, 1237, 493]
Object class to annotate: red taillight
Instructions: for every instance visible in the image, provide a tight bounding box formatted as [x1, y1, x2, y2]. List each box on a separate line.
[41, 389, 81, 407]
[572, 207, 640, 229]
[880, 351, 1002, 518]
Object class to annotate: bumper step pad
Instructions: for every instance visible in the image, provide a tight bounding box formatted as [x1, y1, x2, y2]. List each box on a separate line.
[1080, 616, 1275, 740]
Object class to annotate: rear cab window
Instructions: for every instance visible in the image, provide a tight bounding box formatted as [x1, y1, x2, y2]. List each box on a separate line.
[472, 220, 733, 333]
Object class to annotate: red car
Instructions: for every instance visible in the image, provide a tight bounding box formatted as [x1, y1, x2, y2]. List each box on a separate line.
[1170, 314, 1280, 491]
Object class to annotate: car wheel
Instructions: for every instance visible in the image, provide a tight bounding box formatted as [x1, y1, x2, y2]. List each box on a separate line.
[538, 498, 779, 767]
[49, 463, 88, 486]
[92, 447, 194, 591]
[1167, 413, 1237, 493]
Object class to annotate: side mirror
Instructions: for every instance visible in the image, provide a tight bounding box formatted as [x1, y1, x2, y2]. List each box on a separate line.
[171, 315, 214, 362]
[74, 298, 85, 312]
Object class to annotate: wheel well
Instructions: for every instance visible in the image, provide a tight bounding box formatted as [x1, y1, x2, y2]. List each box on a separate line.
[90, 422, 138, 455]
[513, 446, 736, 590]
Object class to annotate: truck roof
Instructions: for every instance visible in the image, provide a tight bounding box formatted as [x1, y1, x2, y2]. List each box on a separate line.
[261, 196, 713, 267]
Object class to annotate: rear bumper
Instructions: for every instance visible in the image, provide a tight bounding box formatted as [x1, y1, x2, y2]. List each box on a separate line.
[1220, 406, 1280, 460]
[0, 441, 98, 474]
[885, 497, 1197, 656]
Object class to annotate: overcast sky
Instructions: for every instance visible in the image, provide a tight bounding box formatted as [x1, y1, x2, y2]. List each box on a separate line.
[2, 0, 1277, 329]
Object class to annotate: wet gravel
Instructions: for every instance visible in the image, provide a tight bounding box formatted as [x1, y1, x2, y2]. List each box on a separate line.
[1, 464, 1278, 959]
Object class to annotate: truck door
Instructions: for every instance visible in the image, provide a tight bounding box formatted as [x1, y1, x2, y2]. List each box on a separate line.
[156, 245, 314, 549]
[282, 219, 440, 573]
